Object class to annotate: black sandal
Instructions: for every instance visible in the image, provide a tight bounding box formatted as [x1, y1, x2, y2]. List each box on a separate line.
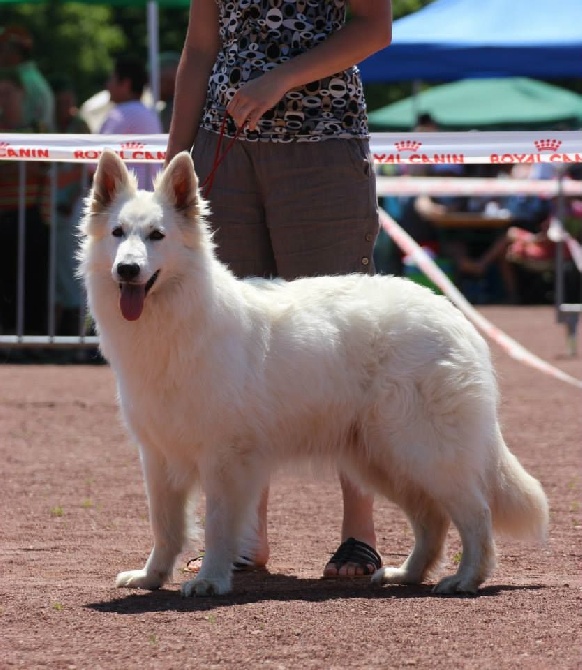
[324, 537, 382, 577]
[232, 555, 264, 571]
[184, 554, 265, 573]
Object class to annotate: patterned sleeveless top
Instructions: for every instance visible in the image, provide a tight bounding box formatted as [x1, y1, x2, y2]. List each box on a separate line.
[200, 0, 369, 142]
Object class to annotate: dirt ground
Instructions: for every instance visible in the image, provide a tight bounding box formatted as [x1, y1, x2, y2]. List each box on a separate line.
[1, 305, 581, 670]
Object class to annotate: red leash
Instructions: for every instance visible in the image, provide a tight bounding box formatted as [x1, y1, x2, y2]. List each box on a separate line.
[200, 112, 243, 198]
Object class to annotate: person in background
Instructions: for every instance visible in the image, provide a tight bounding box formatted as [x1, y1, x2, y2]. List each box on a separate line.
[48, 73, 92, 338]
[166, 0, 392, 578]
[0, 67, 49, 336]
[378, 166, 468, 278]
[100, 55, 162, 190]
[158, 51, 180, 133]
[0, 25, 54, 130]
[374, 113, 450, 276]
[413, 111, 439, 133]
[459, 164, 552, 303]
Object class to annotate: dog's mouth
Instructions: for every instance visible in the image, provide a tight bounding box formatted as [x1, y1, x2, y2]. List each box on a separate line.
[118, 270, 160, 321]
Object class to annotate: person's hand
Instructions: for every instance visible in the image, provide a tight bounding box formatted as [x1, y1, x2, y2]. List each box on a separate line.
[226, 70, 289, 131]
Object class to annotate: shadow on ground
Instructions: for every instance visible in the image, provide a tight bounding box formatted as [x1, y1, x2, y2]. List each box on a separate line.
[86, 573, 546, 614]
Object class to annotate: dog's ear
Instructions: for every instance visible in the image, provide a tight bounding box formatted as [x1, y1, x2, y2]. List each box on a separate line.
[157, 152, 200, 218]
[91, 149, 133, 214]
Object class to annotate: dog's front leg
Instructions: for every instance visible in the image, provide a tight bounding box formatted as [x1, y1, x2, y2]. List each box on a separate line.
[181, 467, 255, 597]
[116, 448, 189, 591]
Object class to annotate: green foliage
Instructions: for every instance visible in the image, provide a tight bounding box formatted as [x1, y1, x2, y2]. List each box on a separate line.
[393, 0, 432, 20]
[109, 5, 188, 61]
[1, 1, 187, 104]
[2, 1, 125, 102]
[365, 81, 414, 113]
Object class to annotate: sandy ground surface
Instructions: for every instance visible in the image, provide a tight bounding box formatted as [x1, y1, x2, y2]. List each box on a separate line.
[1, 305, 581, 669]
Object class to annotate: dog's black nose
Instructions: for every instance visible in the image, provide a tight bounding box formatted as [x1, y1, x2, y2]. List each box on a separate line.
[117, 263, 141, 281]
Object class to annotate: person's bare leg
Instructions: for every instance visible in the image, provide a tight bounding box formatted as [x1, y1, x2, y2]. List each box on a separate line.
[186, 487, 270, 573]
[189, 479, 376, 575]
[497, 257, 519, 304]
[323, 475, 379, 577]
[247, 487, 270, 567]
[234, 486, 270, 568]
[458, 235, 512, 277]
[476, 234, 513, 272]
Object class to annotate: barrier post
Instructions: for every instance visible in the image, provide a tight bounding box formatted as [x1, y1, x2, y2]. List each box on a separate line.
[554, 167, 581, 355]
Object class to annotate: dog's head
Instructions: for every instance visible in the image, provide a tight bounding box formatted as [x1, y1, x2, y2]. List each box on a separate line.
[79, 149, 210, 322]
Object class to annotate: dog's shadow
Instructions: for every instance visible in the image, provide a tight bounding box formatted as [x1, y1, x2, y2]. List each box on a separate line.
[86, 572, 545, 615]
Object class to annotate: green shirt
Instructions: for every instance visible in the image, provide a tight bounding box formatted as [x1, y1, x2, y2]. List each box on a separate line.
[18, 60, 55, 131]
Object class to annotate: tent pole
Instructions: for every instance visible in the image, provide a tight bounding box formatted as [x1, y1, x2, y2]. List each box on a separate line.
[147, 0, 160, 110]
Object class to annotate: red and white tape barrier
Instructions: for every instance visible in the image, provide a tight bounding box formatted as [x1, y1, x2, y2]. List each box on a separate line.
[378, 208, 582, 390]
[1, 130, 582, 164]
[1, 125, 579, 383]
[376, 176, 582, 197]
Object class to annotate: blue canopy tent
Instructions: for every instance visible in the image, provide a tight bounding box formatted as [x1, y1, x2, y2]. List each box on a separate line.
[359, 0, 582, 82]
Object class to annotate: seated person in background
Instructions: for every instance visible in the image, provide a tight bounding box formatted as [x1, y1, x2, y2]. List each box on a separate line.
[506, 163, 581, 273]
[379, 163, 468, 276]
[414, 111, 439, 133]
[564, 164, 582, 237]
[459, 164, 552, 303]
[0, 67, 49, 334]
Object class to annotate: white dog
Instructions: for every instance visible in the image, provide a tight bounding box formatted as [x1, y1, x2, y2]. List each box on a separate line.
[78, 149, 549, 597]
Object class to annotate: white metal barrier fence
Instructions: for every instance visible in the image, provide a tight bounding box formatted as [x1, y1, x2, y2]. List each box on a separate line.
[0, 131, 580, 350]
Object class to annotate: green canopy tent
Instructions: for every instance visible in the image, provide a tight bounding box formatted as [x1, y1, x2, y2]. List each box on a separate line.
[0, 0, 190, 104]
[368, 77, 582, 131]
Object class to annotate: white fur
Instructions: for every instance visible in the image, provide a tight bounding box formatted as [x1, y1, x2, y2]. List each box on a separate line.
[78, 150, 549, 597]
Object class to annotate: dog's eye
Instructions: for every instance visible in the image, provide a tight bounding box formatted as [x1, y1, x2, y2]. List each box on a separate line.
[148, 230, 165, 241]
[112, 226, 124, 238]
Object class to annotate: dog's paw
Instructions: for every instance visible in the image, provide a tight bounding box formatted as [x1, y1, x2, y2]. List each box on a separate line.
[181, 576, 232, 597]
[115, 569, 164, 590]
[433, 574, 479, 596]
[371, 566, 422, 586]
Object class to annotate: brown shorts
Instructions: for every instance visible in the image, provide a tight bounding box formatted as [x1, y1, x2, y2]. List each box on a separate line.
[192, 129, 378, 280]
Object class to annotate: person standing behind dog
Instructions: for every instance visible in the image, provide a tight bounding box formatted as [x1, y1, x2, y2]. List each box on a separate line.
[49, 73, 92, 339]
[0, 25, 54, 131]
[100, 55, 162, 190]
[0, 67, 49, 336]
[165, 0, 392, 577]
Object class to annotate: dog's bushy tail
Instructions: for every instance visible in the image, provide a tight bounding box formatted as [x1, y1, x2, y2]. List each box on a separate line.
[490, 428, 549, 541]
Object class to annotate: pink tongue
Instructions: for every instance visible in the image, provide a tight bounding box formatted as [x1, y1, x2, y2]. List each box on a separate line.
[119, 284, 146, 321]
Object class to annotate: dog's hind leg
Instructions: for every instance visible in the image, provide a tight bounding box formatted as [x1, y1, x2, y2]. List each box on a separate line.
[433, 490, 496, 595]
[372, 496, 449, 587]
[116, 449, 190, 591]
